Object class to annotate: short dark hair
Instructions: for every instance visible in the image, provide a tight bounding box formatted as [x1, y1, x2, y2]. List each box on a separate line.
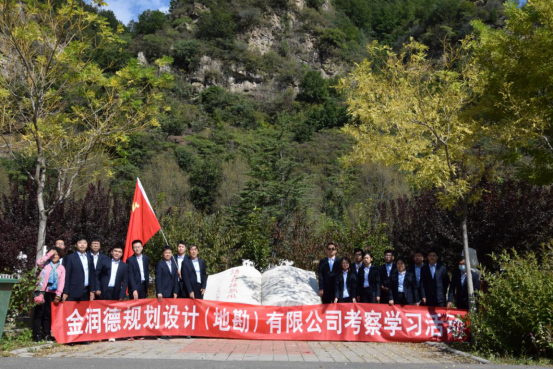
[427, 249, 439, 257]
[353, 248, 363, 255]
[55, 237, 65, 243]
[413, 250, 424, 257]
[363, 251, 372, 258]
[396, 257, 407, 264]
[341, 257, 351, 264]
[189, 245, 198, 251]
[73, 234, 87, 244]
[327, 242, 337, 249]
[131, 239, 143, 247]
[177, 240, 186, 246]
[110, 246, 124, 253]
[163, 245, 172, 252]
[384, 249, 394, 255]
[90, 236, 101, 244]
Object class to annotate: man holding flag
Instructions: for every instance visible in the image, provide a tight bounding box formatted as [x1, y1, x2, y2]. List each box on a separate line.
[123, 178, 163, 300]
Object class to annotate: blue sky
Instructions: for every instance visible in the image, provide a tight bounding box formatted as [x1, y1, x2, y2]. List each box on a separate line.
[100, 0, 171, 25]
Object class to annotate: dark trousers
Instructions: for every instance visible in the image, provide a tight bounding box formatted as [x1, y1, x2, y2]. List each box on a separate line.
[136, 281, 148, 299]
[192, 281, 203, 300]
[99, 287, 117, 301]
[360, 287, 378, 303]
[426, 298, 446, 307]
[66, 287, 90, 302]
[33, 292, 55, 338]
[395, 292, 408, 305]
[337, 297, 353, 303]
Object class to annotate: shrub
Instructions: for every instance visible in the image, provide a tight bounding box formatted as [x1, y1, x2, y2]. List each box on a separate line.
[196, 7, 237, 40]
[473, 246, 553, 358]
[172, 39, 202, 71]
[297, 71, 329, 104]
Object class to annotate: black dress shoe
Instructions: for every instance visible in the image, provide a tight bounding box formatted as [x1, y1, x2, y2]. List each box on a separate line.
[33, 334, 43, 342]
[44, 335, 56, 342]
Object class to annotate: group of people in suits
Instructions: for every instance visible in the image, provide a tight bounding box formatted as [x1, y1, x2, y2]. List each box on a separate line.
[318, 243, 481, 309]
[32, 236, 208, 342]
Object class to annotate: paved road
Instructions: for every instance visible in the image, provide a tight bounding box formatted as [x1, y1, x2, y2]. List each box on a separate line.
[0, 357, 543, 369]
[3, 338, 546, 368]
[29, 338, 468, 363]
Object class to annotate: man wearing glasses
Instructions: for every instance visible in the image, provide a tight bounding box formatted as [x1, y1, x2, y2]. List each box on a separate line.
[318, 243, 341, 304]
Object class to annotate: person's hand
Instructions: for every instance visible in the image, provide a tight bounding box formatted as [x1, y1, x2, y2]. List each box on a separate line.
[334, 298, 338, 303]
[90, 292, 95, 301]
[54, 295, 61, 305]
[133, 291, 138, 300]
[447, 302, 452, 308]
[422, 298, 426, 304]
[415, 302, 420, 306]
[352, 298, 357, 303]
[376, 297, 380, 302]
[178, 270, 181, 279]
[200, 289, 205, 295]
[173, 293, 177, 298]
[95, 290, 101, 296]
[381, 286, 389, 292]
[189, 292, 195, 299]
[157, 294, 163, 302]
[62, 294, 68, 302]
[119, 298, 124, 301]
[318, 289, 324, 297]
[388, 300, 394, 306]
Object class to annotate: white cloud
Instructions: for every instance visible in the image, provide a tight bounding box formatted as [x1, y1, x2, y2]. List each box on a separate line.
[100, 0, 171, 25]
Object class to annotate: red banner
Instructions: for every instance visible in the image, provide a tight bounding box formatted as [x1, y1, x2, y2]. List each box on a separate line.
[51, 299, 469, 344]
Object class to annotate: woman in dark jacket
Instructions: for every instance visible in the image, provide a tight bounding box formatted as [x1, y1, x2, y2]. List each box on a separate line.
[334, 257, 357, 303]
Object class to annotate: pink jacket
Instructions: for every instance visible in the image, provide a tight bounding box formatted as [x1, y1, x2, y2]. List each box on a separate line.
[36, 257, 65, 296]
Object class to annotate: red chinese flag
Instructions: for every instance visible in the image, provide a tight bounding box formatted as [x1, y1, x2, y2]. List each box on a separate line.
[123, 178, 161, 262]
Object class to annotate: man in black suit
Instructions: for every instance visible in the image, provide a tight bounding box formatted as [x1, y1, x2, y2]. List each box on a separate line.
[389, 257, 419, 306]
[356, 251, 381, 303]
[181, 245, 207, 299]
[406, 250, 425, 304]
[155, 246, 178, 301]
[175, 241, 188, 298]
[127, 240, 149, 300]
[334, 257, 357, 303]
[379, 249, 397, 304]
[352, 248, 364, 274]
[318, 243, 341, 304]
[89, 236, 110, 299]
[96, 246, 128, 301]
[448, 258, 480, 310]
[420, 249, 450, 307]
[62, 235, 96, 302]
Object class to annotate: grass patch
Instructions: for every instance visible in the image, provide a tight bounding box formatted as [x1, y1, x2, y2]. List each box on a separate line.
[449, 342, 553, 366]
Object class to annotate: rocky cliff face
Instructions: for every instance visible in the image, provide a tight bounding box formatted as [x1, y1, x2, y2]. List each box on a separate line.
[142, 0, 346, 98]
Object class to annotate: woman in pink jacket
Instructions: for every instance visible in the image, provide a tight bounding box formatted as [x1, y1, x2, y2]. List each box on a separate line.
[33, 248, 65, 342]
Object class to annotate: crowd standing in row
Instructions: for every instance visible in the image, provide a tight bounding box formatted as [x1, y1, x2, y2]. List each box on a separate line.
[32, 236, 207, 342]
[31, 237, 479, 343]
[318, 243, 481, 309]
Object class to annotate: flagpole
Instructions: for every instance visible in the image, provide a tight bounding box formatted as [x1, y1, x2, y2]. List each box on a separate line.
[160, 227, 179, 270]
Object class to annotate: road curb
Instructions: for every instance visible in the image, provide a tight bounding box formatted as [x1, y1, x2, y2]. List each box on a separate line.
[9, 342, 56, 357]
[425, 341, 491, 364]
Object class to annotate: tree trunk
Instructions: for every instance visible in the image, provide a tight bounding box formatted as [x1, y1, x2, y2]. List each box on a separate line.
[35, 159, 48, 261]
[460, 198, 476, 314]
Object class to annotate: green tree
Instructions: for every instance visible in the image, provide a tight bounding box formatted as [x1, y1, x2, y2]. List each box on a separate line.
[297, 71, 329, 104]
[234, 128, 305, 259]
[135, 9, 167, 35]
[471, 0, 553, 184]
[0, 0, 172, 260]
[340, 39, 511, 311]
